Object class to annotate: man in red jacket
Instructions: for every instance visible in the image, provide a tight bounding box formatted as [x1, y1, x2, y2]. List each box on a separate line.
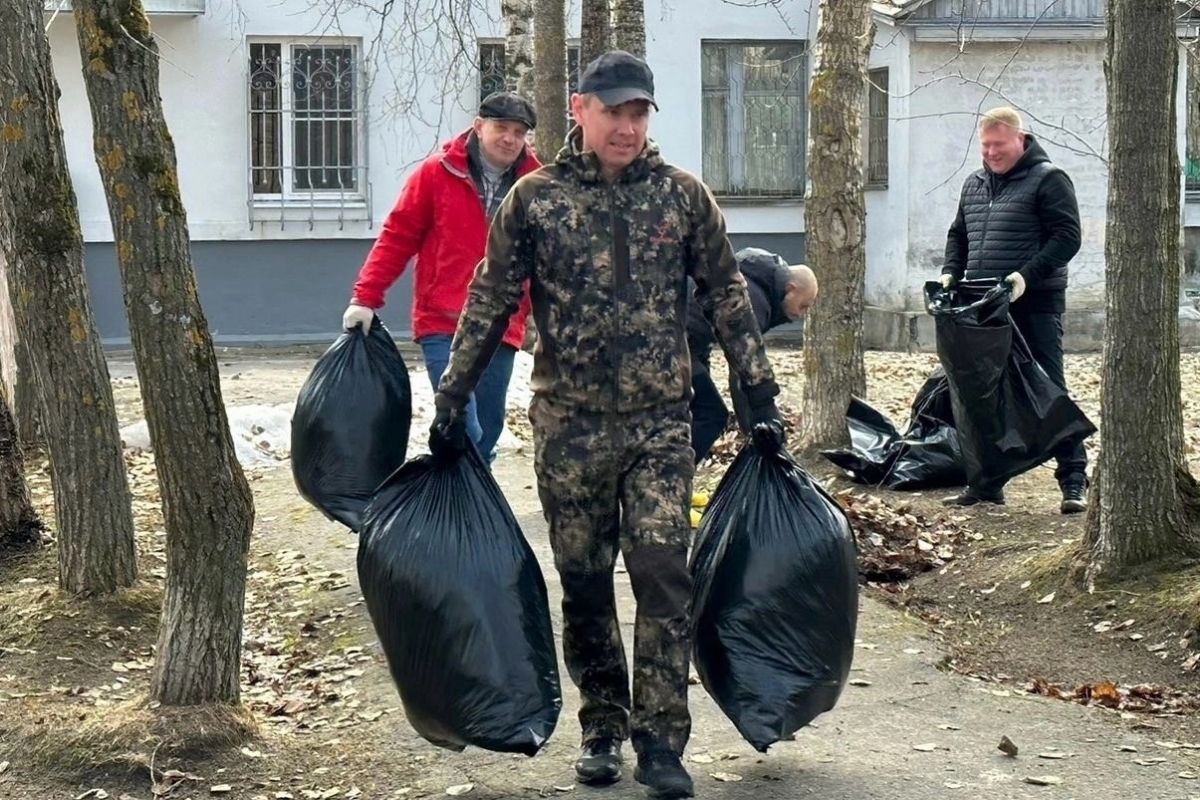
[342, 92, 541, 462]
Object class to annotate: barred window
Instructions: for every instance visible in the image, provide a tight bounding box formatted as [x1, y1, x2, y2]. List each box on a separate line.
[702, 41, 808, 198]
[865, 67, 889, 187]
[248, 40, 366, 203]
[477, 40, 581, 107]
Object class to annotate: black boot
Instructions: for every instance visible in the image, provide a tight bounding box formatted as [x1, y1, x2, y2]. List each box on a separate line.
[634, 751, 694, 799]
[575, 737, 623, 786]
[1060, 479, 1088, 515]
[942, 487, 1005, 507]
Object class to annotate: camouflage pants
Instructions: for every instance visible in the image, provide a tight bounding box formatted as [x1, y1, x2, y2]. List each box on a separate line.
[530, 396, 694, 756]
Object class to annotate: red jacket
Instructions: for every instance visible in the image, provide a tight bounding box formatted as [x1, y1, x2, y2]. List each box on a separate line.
[352, 130, 541, 350]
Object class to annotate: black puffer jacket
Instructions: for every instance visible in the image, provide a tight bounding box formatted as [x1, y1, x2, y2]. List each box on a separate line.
[942, 135, 1081, 312]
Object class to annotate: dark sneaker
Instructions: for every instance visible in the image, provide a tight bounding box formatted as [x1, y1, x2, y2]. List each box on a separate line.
[942, 488, 1005, 507]
[575, 737, 623, 786]
[634, 751, 694, 799]
[1061, 481, 1088, 515]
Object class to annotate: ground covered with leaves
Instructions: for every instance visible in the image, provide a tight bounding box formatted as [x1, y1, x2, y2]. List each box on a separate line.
[0, 347, 1199, 798]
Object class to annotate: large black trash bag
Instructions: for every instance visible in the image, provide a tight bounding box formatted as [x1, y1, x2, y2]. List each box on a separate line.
[356, 446, 561, 756]
[821, 368, 965, 489]
[886, 367, 966, 489]
[690, 445, 858, 752]
[292, 318, 412, 531]
[924, 280, 1096, 491]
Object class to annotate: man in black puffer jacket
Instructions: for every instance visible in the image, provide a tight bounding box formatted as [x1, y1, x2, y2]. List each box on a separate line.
[940, 106, 1086, 514]
[688, 248, 817, 465]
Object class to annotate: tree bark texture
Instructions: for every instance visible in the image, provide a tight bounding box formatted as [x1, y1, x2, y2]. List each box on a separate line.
[503, 0, 535, 99]
[801, 0, 872, 448]
[611, 0, 644, 57]
[0, 254, 40, 449]
[534, 0, 567, 158]
[0, 382, 41, 551]
[1084, 0, 1200, 577]
[580, 0, 612, 69]
[0, 0, 137, 594]
[72, 0, 255, 704]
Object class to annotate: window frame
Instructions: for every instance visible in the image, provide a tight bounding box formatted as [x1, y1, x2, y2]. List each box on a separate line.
[865, 66, 889, 188]
[701, 39, 809, 201]
[476, 38, 582, 116]
[247, 36, 368, 209]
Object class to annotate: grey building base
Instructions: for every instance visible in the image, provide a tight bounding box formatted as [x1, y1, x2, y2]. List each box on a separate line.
[86, 232, 806, 348]
[863, 305, 1200, 353]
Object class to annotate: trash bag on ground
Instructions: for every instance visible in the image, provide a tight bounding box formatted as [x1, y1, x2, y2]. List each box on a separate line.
[292, 318, 412, 530]
[924, 280, 1096, 491]
[357, 445, 561, 756]
[690, 444, 858, 752]
[821, 368, 965, 489]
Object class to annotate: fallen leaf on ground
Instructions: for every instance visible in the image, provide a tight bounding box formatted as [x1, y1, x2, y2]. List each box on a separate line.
[998, 736, 1019, 757]
[710, 772, 743, 782]
[913, 743, 938, 752]
[1037, 592, 1056, 604]
[1023, 776, 1063, 786]
[445, 786, 473, 797]
[689, 754, 715, 764]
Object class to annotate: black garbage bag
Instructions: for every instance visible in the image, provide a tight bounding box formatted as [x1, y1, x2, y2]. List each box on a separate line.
[925, 280, 1096, 491]
[821, 368, 965, 489]
[292, 318, 412, 531]
[690, 444, 858, 752]
[357, 446, 561, 756]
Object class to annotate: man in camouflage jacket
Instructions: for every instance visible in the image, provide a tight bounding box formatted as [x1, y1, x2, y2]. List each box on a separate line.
[430, 51, 783, 800]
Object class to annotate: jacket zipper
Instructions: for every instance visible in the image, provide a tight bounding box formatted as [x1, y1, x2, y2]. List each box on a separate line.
[609, 183, 624, 413]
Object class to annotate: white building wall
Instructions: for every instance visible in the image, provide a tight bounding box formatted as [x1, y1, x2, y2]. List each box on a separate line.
[902, 38, 1109, 311]
[47, 0, 833, 245]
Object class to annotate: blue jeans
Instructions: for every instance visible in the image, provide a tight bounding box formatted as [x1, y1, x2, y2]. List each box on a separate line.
[419, 334, 517, 464]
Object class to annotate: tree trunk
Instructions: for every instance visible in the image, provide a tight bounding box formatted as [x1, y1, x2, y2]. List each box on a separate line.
[1084, 0, 1200, 578]
[580, 0, 612, 69]
[73, 0, 255, 705]
[0, 384, 41, 552]
[503, 0, 535, 99]
[0, 0, 137, 594]
[534, 0, 567, 158]
[801, 0, 872, 448]
[611, 0, 644, 57]
[0, 255, 40, 450]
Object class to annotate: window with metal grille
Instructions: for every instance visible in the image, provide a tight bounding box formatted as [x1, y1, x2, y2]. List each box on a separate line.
[702, 41, 807, 199]
[248, 40, 366, 203]
[865, 67, 889, 187]
[477, 40, 581, 108]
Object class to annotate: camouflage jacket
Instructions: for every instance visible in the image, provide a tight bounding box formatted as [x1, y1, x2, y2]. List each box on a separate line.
[438, 130, 779, 415]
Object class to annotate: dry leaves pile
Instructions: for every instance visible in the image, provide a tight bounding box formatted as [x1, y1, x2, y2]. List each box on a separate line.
[1027, 678, 1200, 715]
[836, 490, 971, 585]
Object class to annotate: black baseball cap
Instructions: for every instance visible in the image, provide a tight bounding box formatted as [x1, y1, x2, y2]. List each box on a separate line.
[578, 50, 658, 109]
[478, 91, 537, 129]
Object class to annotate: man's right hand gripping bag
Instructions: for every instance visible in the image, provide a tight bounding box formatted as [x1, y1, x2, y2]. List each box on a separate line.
[690, 444, 858, 752]
[291, 318, 412, 531]
[356, 446, 562, 756]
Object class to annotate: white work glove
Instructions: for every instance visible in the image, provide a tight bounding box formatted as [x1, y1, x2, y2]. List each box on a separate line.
[940, 274, 956, 290]
[1005, 272, 1026, 302]
[342, 303, 375, 332]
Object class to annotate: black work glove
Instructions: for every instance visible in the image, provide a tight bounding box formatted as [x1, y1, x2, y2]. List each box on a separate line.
[748, 398, 786, 456]
[429, 395, 468, 459]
